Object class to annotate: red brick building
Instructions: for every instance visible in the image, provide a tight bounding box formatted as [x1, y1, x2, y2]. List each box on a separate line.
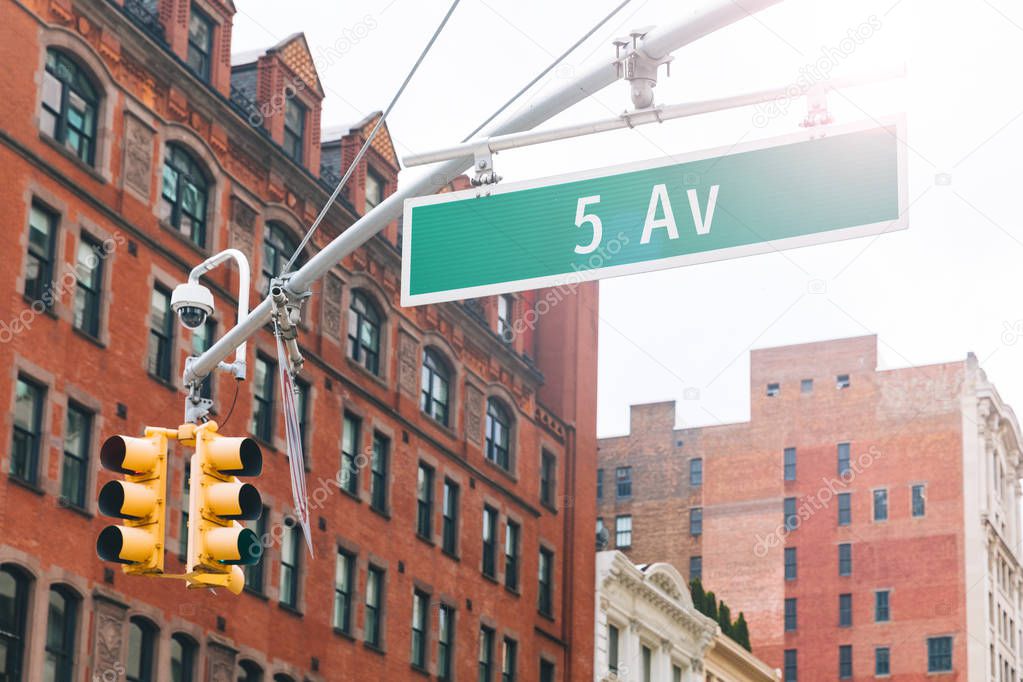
[0, 1, 598, 680]
[598, 335, 1022, 681]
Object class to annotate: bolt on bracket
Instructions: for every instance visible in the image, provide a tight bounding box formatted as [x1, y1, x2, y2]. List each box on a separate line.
[471, 146, 501, 187]
[614, 26, 673, 110]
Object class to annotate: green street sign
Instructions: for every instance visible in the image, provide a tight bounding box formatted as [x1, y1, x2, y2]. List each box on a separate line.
[401, 117, 907, 306]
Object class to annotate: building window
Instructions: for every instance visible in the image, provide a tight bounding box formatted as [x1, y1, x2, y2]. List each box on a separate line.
[839, 645, 853, 679]
[800, 378, 813, 393]
[73, 234, 104, 337]
[0, 565, 30, 681]
[615, 515, 632, 548]
[689, 458, 703, 486]
[417, 463, 434, 540]
[912, 484, 926, 517]
[365, 168, 384, 212]
[340, 413, 361, 496]
[251, 355, 275, 442]
[186, 5, 214, 81]
[411, 590, 429, 669]
[482, 505, 498, 578]
[170, 633, 197, 682]
[608, 624, 620, 673]
[784, 650, 797, 682]
[421, 348, 451, 426]
[475, 625, 496, 682]
[784, 447, 797, 481]
[24, 202, 58, 303]
[501, 637, 517, 682]
[11, 375, 45, 485]
[689, 555, 702, 581]
[497, 294, 514, 342]
[784, 598, 797, 631]
[616, 466, 632, 498]
[837, 374, 851, 389]
[538, 547, 554, 617]
[279, 520, 301, 609]
[784, 497, 798, 531]
[45, 586, 79, 682]
[485, 398, 512, 470]
[261, 223, 301, 294]
[191, 319, 216, 400]
[369, 432, 389, 513]
[294, 379, 309, 463]
[839, 593, 852, 627]
[690, 507, 703, 536]
[332, 549, 355, 634]
[837, 492, 851, 526]
[838, 543, 852, 576]
[61, 402, 92, 508]
[437, 603, 454, 679]
[785, 547, 797, 580]
[875, 647, 890, 676]
[365, 566, 384, 647]
[283, 98, 306, 164]
[243, 506, 267, 592]
[597, 469, 604, 499]
[126, 617, 157, 682]
[837, 442, 851, 476]
[767, 382, 780, 397]
[442, 479, 459, 555]
[147, 285, 174, 381]
[875, 590, 891, 622]
[41, 49, 99, 165]
[348, 291, 381, 375]
[540, 660, 555, 682]
[541, 450, 557, 507]
[160, 144, 209, 247]
[873, 488, 888, 521]
[238, 660, 263, 682]
[504, 521, 520, 591]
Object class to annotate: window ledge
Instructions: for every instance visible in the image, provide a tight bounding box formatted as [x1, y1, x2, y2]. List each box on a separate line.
[369, 506, 391, 520]
[415, 533, 435, 548]
[277, 601, 303, 617]
[157, 219, 210, 258]
[9, 474, 45, 495]
[57, 498, 93, 519]
[481, 456, 517, 483]
[441, 548, 459, 562]
[147, 372, 180, 393]
[39, 132, 108, 184]
[540, 500, 559, 515]
[481, 571, 499, 585]
[333, 627, 356, 642]
[505, 585, 520, 598]
[539, 609, 555, 623]
[410, 663, 430, 678]
[346, 357, 390, 390]
[72, 325, 107, 349]
[363, 641, 386, 656]
[243, 587, 268, 601]
[339, 487, 363, 504]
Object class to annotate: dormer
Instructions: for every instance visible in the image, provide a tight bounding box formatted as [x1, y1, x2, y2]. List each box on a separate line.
[320, 113, 401, 242]
[155, 0, 236, 96]
[230, 33, 325, 174]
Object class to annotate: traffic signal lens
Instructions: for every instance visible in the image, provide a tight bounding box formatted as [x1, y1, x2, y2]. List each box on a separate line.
[98, 480, 156, 519]
[96, 526, 156, 564]
[206, 482, 262, 521]
[205, 527, 261, 565]
[206, 437, 262, 476]
[100, 435, 161, 474]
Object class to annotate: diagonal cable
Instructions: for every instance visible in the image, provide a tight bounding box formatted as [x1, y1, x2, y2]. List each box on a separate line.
[282, 0, 462, 274]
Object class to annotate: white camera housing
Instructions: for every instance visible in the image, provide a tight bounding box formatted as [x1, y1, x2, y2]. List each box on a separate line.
[171, 281, 215, 329]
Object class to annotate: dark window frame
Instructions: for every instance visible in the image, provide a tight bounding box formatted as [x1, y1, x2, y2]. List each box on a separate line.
[437, 602, 454, 679]
[783, 649, 797, 682]
[482, 505, 498, 578]
[538, 547, 554, 617]
[24, 202, 58, 304]
[370, 431, 389, 513]
[501, 636, 517, 682]
[332, 548, 356, 634]
[504, 520, 520, 591]
[837, 492, 852, 526]
[837, 442, 851, 476]
[11, 375, 46, 485]
[690, 507, 703, 536]
[442, 478, 459, 555]
[364, 565, 385, 647]
[485, 398, 512, 470]
[282, 97, 306, 164]
[147, 285, 174, 381]
[838, 593, 852, 627]
[689, 458, 703, 486]
[783, 447, 797, 481]
[126, 616, 157, 682]
[784, 598, 797, 631]
[540, 450, 557, 507]
[341, 412, 361, 496]
[875, 590, 890, 622]
[61, 401, 92, 508]
[251, 355, 276, 443]
[411, 590, 429, 669]
[912, 483, 926, 517]
[839, 644, 853, 679]
[261, 222, 302, 294]
[347, 290, 382, 375]
[186, 4, 214, 81]
[278, 521, 301, 609]
[417, 463, 435, 540]
[615, 466, 632, 498]
[927, 636, 952, 672]
[873, 488, 889, 521]
[44, 585, 79, 682]
[479, 624, 495, 682]
[875, 646, 890, 676]
[41, 49, 99, 165]
[421, 348, 452, 426]
[159, 144, 209, 247]
[73, 232, 104, 337]
[784, 547, 797, 581]
[838, 543, 852, 576]
[615, 515, 632, 548]
[170, 632, 198, 682]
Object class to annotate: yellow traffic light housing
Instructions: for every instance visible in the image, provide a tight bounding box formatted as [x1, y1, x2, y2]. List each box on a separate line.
[187, 421, 263, 594]
[96, 431, 168, 575]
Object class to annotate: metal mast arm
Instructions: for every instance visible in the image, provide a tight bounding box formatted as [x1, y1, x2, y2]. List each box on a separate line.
[183, 0, 783, 387]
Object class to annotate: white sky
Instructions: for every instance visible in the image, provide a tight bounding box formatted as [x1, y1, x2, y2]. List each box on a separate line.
[232, 0, 1023, 438]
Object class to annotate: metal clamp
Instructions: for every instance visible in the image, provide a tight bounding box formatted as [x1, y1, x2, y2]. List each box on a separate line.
[615, 26, 673, 110]
[801, 87, 833, 129]
[471, 146, 501, 187]
[270, 275, 308, 375]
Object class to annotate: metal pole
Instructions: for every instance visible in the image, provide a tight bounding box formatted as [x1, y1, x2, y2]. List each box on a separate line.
[402, 67, 905, 167]
[183, 0, 785, 387]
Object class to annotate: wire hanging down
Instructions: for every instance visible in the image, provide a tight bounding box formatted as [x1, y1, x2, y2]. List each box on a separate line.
[281, 0, 463, 275]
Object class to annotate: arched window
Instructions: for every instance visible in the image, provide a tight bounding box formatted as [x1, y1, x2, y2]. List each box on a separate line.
[238, 660, 264, 682]
[160, 144, 209, 248]
[44, 585, 80, 682]
[41, 49, 99, 165]
[261, 222, 302, 293]
[0, 564, 31, 681]
[126, 616, 157, 682]
[272, 675, 295, 682]
[421, 348, 451, 426]
[485, 398, 512, 470]
[348, 291, 381, 375]
[170, 633, 198, 682]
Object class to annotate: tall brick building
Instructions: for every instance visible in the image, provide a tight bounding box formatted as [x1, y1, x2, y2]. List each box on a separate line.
[598, 335, 1022, 681]
[0, 1, 598, 680]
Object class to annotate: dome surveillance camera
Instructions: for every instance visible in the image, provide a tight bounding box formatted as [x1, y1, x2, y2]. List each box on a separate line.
[171, 281, 215, 330]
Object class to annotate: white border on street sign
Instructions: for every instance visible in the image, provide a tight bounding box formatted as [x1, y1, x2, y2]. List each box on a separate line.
[401, 115, 909, 307]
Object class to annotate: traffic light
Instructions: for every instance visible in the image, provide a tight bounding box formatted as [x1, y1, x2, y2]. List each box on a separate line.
[96, 430, 169, 575]
[187, 421, 263, 594]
